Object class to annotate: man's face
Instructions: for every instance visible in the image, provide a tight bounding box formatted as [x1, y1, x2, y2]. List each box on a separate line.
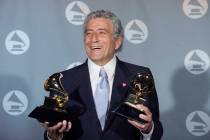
[84, 18, 122, 66]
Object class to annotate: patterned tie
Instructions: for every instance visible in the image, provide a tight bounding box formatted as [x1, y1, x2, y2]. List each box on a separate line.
[94, 68, 110, 130]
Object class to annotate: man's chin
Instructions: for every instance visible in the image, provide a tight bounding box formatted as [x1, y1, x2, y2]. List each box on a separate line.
[89, 58, 107, 66]
[91, 58, 102, 63]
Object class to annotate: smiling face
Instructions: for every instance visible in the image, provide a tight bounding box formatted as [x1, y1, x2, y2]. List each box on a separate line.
[84, 18, 123, 66]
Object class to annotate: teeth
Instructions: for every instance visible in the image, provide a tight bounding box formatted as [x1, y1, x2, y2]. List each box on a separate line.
[92, 46, 101, 49]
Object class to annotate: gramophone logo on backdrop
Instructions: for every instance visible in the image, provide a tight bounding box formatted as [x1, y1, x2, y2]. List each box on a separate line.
[2, 90, 28, 116]
[186, 111, 210, 136]
[184, 49, 210, 75]
[66, 61, 82, 70]
[183, 0, 208, 19]
[65, 1, 90, 25]
[5, 30, 30, 55]
[125, 19, 148, 44]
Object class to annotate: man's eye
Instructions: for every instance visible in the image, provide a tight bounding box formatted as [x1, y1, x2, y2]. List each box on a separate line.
[99, 31, 106, 35]
[86, 32, 91, 36]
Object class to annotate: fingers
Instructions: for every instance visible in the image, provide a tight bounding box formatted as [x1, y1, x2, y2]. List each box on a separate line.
[139, 113, 152, 123]
[58, 120, 72, 133]
[66, 121, 72, 132]
[40, 120, 72, 133]
[40, 122, 49, 129]
[128, 119, 153, 133]
[135, 104, 152, 122]
[128, 119, 146, 130]
[40, 120, 71, 140]
[52, 122, 63, 132]
[135, 104, 150, 115]
[128, 104, 153, 133]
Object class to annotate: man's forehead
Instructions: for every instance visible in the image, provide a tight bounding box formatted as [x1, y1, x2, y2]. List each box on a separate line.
[85, 18, 113, 30]
[87, 17, 112, 25]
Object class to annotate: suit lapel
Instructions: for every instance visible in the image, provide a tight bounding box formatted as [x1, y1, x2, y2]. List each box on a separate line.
[104, 59, 130, 131]
[77, 62, 102, 131]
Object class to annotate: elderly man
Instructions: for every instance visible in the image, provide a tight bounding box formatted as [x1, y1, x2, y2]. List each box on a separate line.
[42, 10, 163, 140]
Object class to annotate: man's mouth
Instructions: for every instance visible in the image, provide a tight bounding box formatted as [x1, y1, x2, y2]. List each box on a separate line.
[91, 46, 102, 50]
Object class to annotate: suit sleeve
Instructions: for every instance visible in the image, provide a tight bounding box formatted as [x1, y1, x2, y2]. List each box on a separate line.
[146, 68, 163, 140]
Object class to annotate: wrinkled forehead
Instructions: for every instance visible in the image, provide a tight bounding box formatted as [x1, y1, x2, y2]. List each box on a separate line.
[85, 17, 113, 29]
[84, 17, 114, 34]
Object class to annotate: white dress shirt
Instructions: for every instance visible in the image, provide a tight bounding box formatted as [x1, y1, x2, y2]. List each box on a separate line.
[88, 56, 116, 101]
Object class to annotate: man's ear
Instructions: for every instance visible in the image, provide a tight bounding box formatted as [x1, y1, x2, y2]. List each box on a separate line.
[114, 36, 123, 50]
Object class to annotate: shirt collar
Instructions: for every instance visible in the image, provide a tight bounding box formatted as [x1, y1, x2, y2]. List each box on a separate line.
[88, 56, 117, 79]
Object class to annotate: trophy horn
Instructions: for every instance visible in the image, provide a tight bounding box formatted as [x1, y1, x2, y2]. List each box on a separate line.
[44, 73, 67, 95]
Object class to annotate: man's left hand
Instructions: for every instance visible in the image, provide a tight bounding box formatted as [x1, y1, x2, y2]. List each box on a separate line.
[128, 104, 153, 134]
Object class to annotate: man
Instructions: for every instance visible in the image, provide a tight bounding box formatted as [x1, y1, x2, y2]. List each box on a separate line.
[42, 10, 163, 140]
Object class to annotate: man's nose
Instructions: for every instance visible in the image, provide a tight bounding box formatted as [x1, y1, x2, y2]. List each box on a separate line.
[91, 32, 99, 42]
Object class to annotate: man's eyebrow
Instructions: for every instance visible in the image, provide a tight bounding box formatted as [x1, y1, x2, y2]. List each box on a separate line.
[85, 28, 108, 33]
[97, 28, 108, 32]
[85, 29, 93, 33]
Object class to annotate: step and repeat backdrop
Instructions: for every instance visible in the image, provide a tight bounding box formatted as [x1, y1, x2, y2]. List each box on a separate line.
[0, 0, 210, 140]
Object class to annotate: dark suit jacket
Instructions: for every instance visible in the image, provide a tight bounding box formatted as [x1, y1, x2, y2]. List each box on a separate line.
[44, 58, 163, 140]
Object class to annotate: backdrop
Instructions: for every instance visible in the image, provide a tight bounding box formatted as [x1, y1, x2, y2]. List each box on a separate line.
[0, 0, 210, 140]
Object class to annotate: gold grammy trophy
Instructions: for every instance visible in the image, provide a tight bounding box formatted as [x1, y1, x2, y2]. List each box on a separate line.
[29, 73, 76, 125]
[112, 72, 154, 124]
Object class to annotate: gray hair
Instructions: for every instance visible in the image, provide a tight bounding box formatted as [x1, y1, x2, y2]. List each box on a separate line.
[83, 10, 124, 39]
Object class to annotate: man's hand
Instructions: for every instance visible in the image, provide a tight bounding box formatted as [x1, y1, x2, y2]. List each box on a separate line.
[128, 104, 153, 134]
[41, 120, 72, 140]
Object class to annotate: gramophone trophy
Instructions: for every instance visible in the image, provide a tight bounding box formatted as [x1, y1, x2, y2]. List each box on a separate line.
[112, 72, 154, 124]
[29, 73, 74, 125]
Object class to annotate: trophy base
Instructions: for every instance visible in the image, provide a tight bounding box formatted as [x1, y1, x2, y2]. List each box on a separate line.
[112, 103, 148, 124]
[28, 106, 71, 126]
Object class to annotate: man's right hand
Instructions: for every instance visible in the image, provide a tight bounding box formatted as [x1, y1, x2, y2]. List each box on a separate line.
[41, 120, 72, 140]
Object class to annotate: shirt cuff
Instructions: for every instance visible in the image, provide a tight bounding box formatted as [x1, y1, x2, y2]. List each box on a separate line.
[47, 131, 63, 140]
[141, 121, 154, 140]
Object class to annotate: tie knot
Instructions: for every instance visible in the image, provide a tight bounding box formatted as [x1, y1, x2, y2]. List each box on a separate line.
[99, 68, 108, 79]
